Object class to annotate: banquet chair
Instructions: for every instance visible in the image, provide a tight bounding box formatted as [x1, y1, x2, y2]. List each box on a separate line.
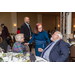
[70, 44, 75, 62]
[25, 45, 30, 52]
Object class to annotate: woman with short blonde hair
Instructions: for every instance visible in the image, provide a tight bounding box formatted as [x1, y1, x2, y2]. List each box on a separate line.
[13, 33, 25, 53]
[15, 34, 24, 42]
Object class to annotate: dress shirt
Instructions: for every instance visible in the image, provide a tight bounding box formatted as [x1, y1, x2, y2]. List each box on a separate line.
[43, 39, 60, 61]
[25, 23, 31, 36]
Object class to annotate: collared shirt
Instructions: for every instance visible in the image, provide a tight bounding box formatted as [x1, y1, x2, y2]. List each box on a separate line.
[25, 23, 31, 36]
[42, 39, 60, 61]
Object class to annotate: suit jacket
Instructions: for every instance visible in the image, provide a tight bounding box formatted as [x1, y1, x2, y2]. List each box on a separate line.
[20, 23, 32, 43]
[49, 40, 70, 62]
[0, 39, 8, 53]
[1, 26, 9, 40]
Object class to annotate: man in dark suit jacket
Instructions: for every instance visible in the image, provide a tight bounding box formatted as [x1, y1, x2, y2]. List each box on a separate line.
[38, 31, 70, 62]
[0, 23, 9, 40]
[20, 17, 32, 51]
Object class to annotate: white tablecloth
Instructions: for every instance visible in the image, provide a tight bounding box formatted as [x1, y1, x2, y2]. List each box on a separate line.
[2, 53, 48, 62]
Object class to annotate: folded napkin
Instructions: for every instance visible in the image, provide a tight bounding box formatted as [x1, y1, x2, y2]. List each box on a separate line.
[30, 52, 36, 62]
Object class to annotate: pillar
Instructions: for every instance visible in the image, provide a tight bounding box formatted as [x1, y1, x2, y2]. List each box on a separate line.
[66, 12, 73, 40]
[37, 14, 42, 23]
[11, 12, 17, 34]
[55, 16, 60, 30]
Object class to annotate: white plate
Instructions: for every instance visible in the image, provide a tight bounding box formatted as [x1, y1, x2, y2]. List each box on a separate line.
[35, 56, 48, 62]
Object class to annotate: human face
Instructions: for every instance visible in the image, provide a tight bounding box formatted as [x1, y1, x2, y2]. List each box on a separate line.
[51, 32, 59, 41]
[24, 17, 30, 24]
[38, 25, 42, 32]
[20, 35, 24, 43]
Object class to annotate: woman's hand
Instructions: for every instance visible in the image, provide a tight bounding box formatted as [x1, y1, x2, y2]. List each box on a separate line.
[38, 48, 43, 52]
[24, 43, 29, 45]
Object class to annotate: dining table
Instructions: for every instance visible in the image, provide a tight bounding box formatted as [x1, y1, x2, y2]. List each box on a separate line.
[1, 53, 48, 62]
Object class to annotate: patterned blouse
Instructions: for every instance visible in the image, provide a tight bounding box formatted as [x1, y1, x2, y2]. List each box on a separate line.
[13, 42, 24, 53]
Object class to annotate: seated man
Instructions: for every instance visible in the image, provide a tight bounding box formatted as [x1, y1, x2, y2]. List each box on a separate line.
[38, 31, 70, 62]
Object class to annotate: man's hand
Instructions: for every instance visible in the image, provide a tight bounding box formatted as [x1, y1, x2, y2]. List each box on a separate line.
[38, 48, 43, 52]
[29, 37, 32, 39]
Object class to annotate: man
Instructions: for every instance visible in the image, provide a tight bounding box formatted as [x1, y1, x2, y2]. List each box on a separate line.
[0, 23, 9, 40]
[38, 31, 70, 62]
[20, 17, 32, 51]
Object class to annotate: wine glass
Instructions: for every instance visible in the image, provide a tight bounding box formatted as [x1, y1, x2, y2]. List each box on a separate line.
[7, 49, 13, 62]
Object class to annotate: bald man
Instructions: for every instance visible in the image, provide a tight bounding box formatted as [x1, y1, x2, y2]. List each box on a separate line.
[38, 31, 70, 62]
[20, 17, 32, 51]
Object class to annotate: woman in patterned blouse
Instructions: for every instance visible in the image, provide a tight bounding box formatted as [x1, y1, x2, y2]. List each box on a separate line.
[13, 34, 25, 53]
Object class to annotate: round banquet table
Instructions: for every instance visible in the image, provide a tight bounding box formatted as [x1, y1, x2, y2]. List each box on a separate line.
[2, 53, 48, 62]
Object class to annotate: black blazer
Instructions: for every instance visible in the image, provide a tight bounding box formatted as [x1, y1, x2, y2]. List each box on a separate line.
[20, 23, 32, 43]
[1, 26, 9, 40]
[0, 39, 8, 53]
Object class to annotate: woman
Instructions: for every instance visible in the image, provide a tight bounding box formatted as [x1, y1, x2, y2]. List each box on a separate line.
[17, 28, 20, 34]
[13, 34, 26, 53]
[25, 23, 50, 56]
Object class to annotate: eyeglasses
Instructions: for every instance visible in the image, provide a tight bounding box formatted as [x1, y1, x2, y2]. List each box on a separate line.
[38, 27, 42, 29]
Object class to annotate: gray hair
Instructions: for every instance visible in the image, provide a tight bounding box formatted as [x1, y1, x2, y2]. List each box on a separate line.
[15, 34, 24, 42]
[56, 31, 63, 39]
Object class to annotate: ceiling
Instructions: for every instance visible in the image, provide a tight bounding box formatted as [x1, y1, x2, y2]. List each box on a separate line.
[34, 12, 75, 18]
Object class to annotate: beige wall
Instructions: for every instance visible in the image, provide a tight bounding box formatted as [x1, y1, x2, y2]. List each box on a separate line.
[17, 12, 38, 32]
[0, 12, 12, 33]
[0, 12, 60, 33]
[42, 14, 56, 31]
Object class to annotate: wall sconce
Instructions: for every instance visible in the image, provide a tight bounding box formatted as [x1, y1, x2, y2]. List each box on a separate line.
[74, 25, 75, 28]
[14, 23, 17, 27]
[58, 25, 60, 27]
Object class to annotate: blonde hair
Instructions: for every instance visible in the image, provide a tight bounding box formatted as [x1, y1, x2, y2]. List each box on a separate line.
[15, 34, 24, 42]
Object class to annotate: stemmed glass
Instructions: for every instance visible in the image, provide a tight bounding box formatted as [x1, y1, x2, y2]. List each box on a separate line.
[7, 49, 13, 62]
[22, 45, 30, 62]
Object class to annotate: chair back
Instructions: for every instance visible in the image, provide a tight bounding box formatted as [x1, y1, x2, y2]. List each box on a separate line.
[0, 39, 8, 53]
[25, 45, 30, 52]
[70, 44, 75, 57]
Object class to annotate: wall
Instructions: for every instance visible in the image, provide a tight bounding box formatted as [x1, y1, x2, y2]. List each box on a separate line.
[42, 14, 56, 31]
[0, 12, 12, 33]
[0, 12, 60, 33]
[17, 12, 38, 32]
